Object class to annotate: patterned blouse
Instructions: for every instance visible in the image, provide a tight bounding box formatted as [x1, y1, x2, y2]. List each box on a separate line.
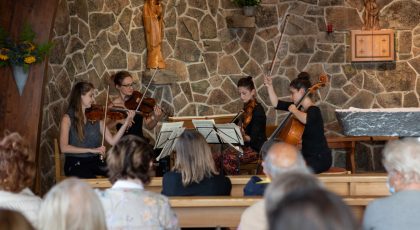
[96, 180, 179, 230]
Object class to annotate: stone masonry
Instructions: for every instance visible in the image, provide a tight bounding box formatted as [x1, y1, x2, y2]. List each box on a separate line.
[39, 0, 420, 193]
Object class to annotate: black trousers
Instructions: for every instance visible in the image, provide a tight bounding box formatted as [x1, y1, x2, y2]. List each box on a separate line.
[305, 151, 332, 174]
[64, 155, 107, 178]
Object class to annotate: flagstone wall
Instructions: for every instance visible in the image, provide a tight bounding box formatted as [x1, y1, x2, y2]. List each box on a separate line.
[39, 0, 420, 193]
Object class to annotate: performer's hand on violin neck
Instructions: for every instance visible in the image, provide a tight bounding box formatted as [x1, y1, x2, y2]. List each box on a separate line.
[154, 105, 163, 119]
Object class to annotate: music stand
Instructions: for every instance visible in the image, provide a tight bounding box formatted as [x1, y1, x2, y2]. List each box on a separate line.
[192, 119, 244, 174]
[155, 122, 185, 161]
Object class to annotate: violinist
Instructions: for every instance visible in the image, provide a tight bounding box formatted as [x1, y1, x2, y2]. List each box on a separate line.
[60, 81, 135, 178]
[221, 76, 267, 175]
[110, 71, 163, 139]
[264, 72, 332, 173]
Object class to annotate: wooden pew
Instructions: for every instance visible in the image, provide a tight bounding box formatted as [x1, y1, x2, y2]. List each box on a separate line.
[84, 173, 390, 197]
[265, 125, 398, 173]
[169, 196, 377, 228]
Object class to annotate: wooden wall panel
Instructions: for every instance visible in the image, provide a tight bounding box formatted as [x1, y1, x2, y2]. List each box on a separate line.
[0, 0, 58, 193]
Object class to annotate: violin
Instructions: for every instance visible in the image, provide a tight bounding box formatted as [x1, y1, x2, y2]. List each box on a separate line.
[124, 91, 157, 117]
[241, 99, 257, 129]
[85, 104, 127, 122]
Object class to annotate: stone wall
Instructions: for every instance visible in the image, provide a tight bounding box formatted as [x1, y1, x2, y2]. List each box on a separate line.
[39, 0, 420, 193]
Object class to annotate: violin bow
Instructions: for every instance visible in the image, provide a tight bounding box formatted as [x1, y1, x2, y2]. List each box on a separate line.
[268, 14, 290, 76]
[100, 85, 110, 160]
[134, 67, 159, 112]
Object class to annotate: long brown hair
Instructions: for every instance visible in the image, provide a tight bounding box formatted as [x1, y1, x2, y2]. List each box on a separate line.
[173, 130, 218, 186]
[67, 81, 94, 141]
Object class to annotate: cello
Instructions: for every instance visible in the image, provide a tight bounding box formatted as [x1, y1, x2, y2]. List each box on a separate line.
[260, 74, 328, 153]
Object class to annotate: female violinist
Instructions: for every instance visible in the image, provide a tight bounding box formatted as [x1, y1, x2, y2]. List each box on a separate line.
[221, 76, 267, 175]
[110, 71, 163, 139]
[60, 81, 135, 178]
[264, 72, 332, 173]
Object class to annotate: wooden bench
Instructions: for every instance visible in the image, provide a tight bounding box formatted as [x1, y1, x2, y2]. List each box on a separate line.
[169, 196, 378, 228]
[265, 125, 398, 173]
[84, 173, 390, 197]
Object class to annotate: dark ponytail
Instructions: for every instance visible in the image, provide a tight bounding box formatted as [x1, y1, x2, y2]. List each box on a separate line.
[290, 72, 311, 91]
[237, 76, 255, 91]
[112, 71, 132, 86]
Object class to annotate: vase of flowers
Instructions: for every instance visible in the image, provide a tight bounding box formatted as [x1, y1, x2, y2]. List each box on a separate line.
[232, 0, 261, 16]
[0, 24, 52, 95]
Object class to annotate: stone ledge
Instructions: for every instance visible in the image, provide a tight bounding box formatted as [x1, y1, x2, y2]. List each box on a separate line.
[226, 15, 255, 28]
[142, 69, 178, 85]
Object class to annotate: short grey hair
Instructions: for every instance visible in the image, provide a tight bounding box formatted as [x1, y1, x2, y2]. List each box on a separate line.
[38, 178, 107, 230]
[265, 172, 322, 214]
[383, 138, 420, 184]
[264, 149, 310, 178]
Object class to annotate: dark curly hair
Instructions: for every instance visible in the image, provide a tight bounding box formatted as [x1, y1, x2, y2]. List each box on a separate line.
[0, 132, 35, 192]
[290, 72, 312, 91]
[107, 135, 153, 184]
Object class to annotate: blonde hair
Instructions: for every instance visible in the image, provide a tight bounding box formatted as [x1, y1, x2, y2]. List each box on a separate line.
[0, 132, 35, 192]
[38, 178, 107, 230]
[174, 130, 218, 186]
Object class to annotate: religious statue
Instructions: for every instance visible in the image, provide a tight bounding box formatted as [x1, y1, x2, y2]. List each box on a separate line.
[363, 0, 380, 30]
[143, 0, 166, 69]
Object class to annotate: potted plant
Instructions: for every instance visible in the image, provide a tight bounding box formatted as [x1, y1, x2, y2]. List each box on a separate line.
[232, 0, 261, 16]
[0, 24, 52, 95]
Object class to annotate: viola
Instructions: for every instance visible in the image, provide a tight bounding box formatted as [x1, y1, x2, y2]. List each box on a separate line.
[85, 104, 127, 121]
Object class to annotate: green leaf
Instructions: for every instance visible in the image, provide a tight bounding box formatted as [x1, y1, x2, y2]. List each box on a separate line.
[20, 24, 36, 42]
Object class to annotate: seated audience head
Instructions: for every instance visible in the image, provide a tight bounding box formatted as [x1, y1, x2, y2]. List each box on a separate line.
[268, 187, 357, 230]
[0, 132, 35, 193]
[382, 138, 420, 192]
[107, 135, 153, 184]
[173, 130, 218, 186]
[0, 209, 34, 230]
[38, 178, 106, 230]
[265, 172, 321, 214]
[263, 142, 310, 179]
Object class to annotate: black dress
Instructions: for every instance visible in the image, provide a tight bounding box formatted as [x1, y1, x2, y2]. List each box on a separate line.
[242, 102, 267, 152]
[116, 113, 144, 138]
[161, 171, 232, 196]
[276, 101, 332, 173]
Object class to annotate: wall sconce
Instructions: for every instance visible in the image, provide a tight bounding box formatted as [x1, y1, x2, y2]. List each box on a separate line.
[327, 24, 333, 33]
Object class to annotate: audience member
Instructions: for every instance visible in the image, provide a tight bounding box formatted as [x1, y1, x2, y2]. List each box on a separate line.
[243, 141, 310, 196]
[268, 187, 357, 230]
[0, 132, 41, 227]
[0, 209, 34, 230]
[239, 142, 312, 230]
[38, 178, 107, 230]
[363, 138, 420, 230]
[96, 135, 179, 229]
[162, 130, 232, 196]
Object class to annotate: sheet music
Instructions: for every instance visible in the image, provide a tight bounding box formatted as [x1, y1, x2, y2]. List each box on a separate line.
[215, 123, 244, 145]
[156, 127, 185, 161]
[192, 119, 220, 143]
[155, 122, 184, 149]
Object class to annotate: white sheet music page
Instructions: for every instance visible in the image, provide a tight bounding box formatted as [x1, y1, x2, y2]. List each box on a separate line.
[192, 119, 220, 143]
[215, 123, 244, 145]
[155, 121, 184, 149]
[157, 127, 185, 161]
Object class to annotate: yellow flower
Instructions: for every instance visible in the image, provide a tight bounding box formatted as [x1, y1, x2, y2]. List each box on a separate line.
[0, 54, 8, 61]
[24, 56, 36, 64]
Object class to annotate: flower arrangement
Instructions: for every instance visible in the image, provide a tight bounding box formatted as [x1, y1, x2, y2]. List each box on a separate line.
[0, 24, 52, 72]
[232, 0, 261, 7]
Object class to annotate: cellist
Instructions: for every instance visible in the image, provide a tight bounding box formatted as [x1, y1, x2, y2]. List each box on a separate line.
[264, 72, 332, 173]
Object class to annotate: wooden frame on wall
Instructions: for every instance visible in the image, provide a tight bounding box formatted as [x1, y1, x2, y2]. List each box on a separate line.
[351, 29, 395, 62]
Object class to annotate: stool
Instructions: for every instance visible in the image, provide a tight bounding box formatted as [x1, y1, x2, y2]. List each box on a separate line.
[320, 167, 349, 175]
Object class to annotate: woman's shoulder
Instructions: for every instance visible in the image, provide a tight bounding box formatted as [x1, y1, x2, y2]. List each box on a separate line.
[253, 103, 266, 115]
